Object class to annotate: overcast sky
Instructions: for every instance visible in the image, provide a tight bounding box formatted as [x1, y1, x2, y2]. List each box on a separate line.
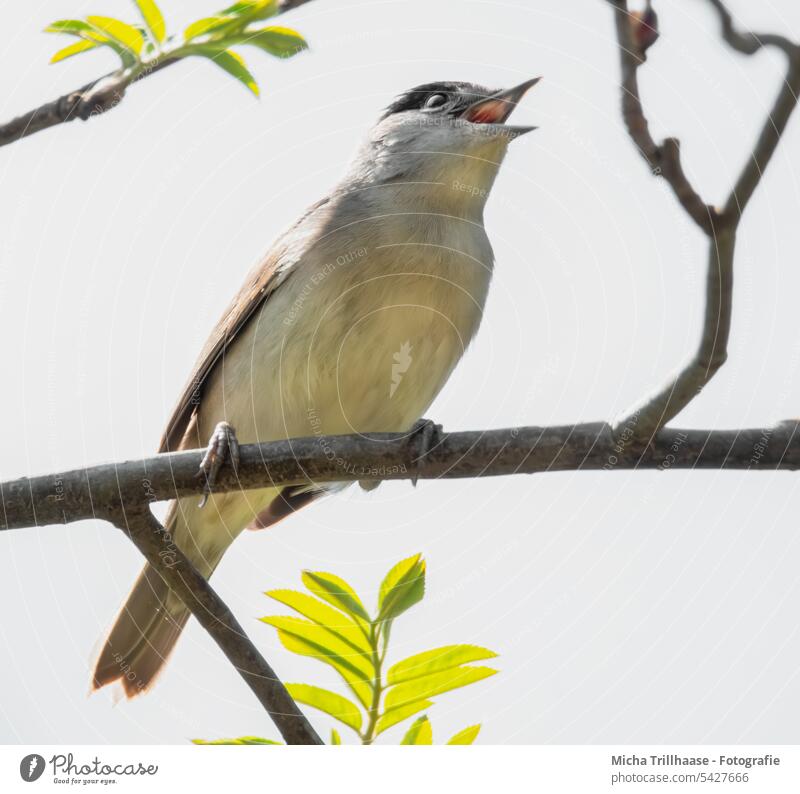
[1, 0, 800, 744]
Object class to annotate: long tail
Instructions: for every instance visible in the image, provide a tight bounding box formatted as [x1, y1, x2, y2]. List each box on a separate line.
[92, 559, 190, 697]
[92, 481, 325, 697]
[91, 498, 228, 698]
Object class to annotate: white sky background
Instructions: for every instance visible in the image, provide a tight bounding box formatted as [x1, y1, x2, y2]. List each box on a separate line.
[1, 0, 800, 744]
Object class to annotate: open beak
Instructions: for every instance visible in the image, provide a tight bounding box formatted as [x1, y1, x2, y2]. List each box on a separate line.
[461, 77, 541, 134]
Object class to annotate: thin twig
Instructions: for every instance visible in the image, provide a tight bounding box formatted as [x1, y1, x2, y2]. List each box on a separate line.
[610, 0, 800, 441]
[0, 0, 315, 148]
[610, 0, 718, 233]
[705, 0, 798, 58]
[107, 505, 323, 745]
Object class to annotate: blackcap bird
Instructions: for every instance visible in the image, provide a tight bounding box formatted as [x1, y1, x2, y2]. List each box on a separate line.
[93, 78, 539, 696]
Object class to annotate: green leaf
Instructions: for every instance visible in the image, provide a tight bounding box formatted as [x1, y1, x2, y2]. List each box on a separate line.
[184, 16, 232, 41]
[46, 19, 96, 35]
[301, 570, 372, 623]
[221, 0, 279, 22]
[384, 666, 497, 711]
[46, 19, 134, 65]
[285, 683, 362, 732]
[265, 622, 372, 708]
[330, 728, 341, 745]
[132, 0, 166, 44]
[46, 20, 114, 51]
[87, 16, 145, 54]
[235, 26, 308, 58]
[375, 699, 432, 736]
[266, 589, 371, 653]
[387, 645, 497, 686]
[400, 716, 432, 745]
[447, 725, 481, 745]
[50, 39, 98, 63]
[261, 616, 372, 677]
[197, 49, 259, 97]
[378, 554, 425, 622]
[192, 736, 281, 745]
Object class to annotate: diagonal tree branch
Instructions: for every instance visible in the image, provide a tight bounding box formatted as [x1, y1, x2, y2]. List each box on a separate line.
[723, 47, 800, 219]
[107, 504, 322, 745]
[0, 0, 316, 149]
[610, 0, 800, 442]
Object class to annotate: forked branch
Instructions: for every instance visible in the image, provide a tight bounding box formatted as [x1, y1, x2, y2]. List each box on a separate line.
[610, 0, 800, 441]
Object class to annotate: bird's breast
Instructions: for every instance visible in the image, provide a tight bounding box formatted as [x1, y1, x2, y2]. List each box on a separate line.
[218, 209, 494, 441]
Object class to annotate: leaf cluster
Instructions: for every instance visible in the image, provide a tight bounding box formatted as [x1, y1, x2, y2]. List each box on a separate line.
[194, 554, 498, 745]
[47, 0, 307, 97]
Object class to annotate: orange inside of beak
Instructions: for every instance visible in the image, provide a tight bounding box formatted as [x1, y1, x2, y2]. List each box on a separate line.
[463, 99, 509, 124]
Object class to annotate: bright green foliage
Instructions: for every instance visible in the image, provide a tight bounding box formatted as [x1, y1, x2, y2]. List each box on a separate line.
[50, 39, 99, 64]
[286, 684, 363, 732]
[378, 553, 426, 622]
[374, 698, 433, 736]
[301, 570, 372, 624]
[197, 49, 259, 97]
[133, 0, 166, 44]
[447, 725, 481, 745]
[401, 716, 433, 745]
[387, 644, 497, 686]
[199, 554, 497, 745]
[45, 0, 307, 98]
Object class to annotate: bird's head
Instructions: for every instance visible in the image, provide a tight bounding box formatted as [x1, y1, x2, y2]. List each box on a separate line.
[348, 79, 540, 206]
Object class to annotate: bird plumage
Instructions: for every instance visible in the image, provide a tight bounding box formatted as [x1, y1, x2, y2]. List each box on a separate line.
[92, 79, 537, 696]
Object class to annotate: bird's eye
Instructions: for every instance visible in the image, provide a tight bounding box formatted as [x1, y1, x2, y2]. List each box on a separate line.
[424, 93, 447, 109]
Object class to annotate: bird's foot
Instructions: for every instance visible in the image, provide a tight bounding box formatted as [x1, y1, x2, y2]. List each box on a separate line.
[409, 418, 443, 487]
[197, 421, 240, 508]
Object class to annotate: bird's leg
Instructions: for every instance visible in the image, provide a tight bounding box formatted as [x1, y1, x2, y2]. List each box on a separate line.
[197, 421, 241, 508]
[409, 418, 443, 486]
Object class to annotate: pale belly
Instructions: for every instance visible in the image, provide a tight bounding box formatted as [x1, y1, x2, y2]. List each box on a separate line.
[204, 245, 493, 443]
[182, 224, 494, 548]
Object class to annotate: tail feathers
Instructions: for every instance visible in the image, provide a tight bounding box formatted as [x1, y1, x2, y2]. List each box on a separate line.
[92, 562, 189, 698]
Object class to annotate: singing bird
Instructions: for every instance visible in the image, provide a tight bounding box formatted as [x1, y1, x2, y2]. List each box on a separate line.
[93, 78, 539, 696]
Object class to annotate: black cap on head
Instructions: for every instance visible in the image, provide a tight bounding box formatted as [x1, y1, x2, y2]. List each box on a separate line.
[381, 81, 496, 120]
